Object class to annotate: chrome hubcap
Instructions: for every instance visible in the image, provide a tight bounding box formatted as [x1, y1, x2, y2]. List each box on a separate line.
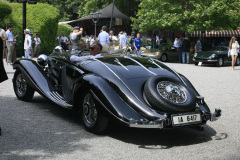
[219, 58, 223, 66]
[162, 55, 167, 61]
[16, 74, 27, 95]
[157, 81, 187, 103]
[83, 94, 97, 125]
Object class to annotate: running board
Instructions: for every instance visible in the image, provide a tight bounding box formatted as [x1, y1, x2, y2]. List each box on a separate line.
[46, 91, 73, 108]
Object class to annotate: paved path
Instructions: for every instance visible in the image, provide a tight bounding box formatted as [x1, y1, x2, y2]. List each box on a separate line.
[0, 59, 240, 160]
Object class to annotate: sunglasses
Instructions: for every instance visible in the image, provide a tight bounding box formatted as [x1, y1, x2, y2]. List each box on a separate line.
[89, 47, 95, 50]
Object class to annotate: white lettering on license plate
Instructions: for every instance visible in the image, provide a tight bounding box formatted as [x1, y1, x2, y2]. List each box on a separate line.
[172, 114, 201, 126]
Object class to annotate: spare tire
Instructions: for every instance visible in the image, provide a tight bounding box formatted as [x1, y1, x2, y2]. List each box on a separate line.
[144, 75, 196, 112]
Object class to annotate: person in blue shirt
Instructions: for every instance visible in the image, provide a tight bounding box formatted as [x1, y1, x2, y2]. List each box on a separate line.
[134, 33, 141, 57]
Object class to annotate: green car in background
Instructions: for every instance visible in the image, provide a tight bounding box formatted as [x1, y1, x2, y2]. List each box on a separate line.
[193, 46, 240, 67]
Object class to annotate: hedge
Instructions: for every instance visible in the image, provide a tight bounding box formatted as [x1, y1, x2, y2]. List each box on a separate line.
[4, 3, 60, 57]
[57, 23, 73, 39]
[0, 1, 12, 21]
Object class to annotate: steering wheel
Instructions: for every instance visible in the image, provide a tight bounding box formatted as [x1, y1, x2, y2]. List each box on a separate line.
[77, 49, 89, 56]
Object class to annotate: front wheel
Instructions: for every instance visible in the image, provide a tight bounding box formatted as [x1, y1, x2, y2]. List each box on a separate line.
[216, 57, 223, 67]
[13, 70, 34, 101]
[79, 91, 109, 134]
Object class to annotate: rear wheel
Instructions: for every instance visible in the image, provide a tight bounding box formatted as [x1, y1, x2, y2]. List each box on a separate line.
[78, 91, 109, 134]
[235, 57, 240, 66]
[160, 54, 167, 62]
[216, 57, 223, 67]
[13, 70, 34, 101]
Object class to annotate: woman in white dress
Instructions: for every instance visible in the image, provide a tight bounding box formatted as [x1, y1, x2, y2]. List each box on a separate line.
[228, 37, 239, 70]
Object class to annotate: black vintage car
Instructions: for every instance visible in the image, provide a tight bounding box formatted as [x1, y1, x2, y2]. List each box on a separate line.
[193, 46, 240, 66]
[12, 49, 221, 134]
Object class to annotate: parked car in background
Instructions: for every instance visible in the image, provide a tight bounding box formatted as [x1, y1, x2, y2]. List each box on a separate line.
[141, 46, 179, 62]
[141, 46, 194, 63]
[193, 46, 240, 66]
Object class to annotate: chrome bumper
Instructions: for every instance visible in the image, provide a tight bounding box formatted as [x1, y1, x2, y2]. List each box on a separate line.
[129, 119, 164, 128]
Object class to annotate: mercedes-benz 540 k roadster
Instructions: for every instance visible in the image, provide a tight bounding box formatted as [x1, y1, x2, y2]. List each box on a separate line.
[12, 49, 221, 134]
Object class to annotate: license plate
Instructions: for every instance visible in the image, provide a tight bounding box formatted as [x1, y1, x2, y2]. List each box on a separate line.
[172, 113, 202, 126]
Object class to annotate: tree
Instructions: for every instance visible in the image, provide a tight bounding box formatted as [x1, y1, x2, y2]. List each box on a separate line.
[132, 0, 240, 33]
[0, 1, 12, 22]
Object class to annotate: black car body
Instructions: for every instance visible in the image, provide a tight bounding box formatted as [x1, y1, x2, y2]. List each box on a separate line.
[193, 46, 240, 66]
[12, 50, 221, 133]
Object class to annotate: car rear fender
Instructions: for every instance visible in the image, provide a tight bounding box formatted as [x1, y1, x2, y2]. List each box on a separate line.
[72, 74, 162, 124]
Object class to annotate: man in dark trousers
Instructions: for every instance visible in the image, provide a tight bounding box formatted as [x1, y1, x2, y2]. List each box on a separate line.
[182, 37, 191, 64]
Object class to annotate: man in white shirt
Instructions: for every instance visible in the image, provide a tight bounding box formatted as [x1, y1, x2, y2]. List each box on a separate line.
[33, 33, 41, 57]
[6, 25, 14, 64]
[60, 33, 69, 51]
[98, 26, 110, 52]
[24, 29, 32, 59]
[70, 42, 103, 62]
[173, 38, 179, 48]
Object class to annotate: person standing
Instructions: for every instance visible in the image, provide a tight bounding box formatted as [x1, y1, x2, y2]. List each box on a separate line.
[98, 26, 110, 52]
[129, 33, 135, 52]
[134, 33, 141, 57]
[228, 36, 239, 70]
[0, 28, 8, 83]
[24, 29, 32, 59]
[6, 25, 14, 65]
[70, 26, 83, 54]
[119, 31, 127, 49]
[173, 38, 179, 48]
[56, 35, 61, 46]
[177, 35, 183, 63]
[182, 37, 191, 64]
[195, 37, 202, 52]
[33, 33, 41, 57]
[109, 30, 119, 51]
[60, 33, 68, 51]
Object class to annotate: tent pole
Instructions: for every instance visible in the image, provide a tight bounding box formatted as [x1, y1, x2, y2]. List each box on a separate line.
[110, 0, 115, 30]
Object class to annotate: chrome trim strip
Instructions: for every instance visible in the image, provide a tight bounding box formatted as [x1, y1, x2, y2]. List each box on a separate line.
[153, 59, 187, 86]
[149, 58, 164, 70]
[114, 58, 128, 70]
[93, 58, 161, 117]
[124, 56, 157, 75]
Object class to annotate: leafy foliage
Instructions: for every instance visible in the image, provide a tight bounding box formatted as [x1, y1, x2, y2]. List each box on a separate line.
[0, 1, 12, 22]
[4, 3, 60, 57]
[132, 0, 240, 33]
[57, 24, 73, 38]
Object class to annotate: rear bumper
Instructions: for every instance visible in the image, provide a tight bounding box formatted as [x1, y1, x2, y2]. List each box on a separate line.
[129, 108, 221, 129]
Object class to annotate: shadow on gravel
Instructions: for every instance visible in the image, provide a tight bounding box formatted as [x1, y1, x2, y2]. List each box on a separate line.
[107, 122, 227, 149]
[0, 95, 228, 160]
[0, 95, 98, 160]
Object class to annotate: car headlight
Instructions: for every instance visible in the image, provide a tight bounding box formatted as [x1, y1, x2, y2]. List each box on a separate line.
[194, 53, 197, 57]
[156, 52, 160, 55]
[209, 54, 216, 59]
